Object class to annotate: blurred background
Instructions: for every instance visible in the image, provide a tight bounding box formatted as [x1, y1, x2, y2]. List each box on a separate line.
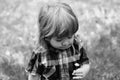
[0, 0, 120, 80]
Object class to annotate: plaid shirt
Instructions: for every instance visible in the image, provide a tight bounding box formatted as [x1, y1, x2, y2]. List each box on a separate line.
[26, 36, 89, 80]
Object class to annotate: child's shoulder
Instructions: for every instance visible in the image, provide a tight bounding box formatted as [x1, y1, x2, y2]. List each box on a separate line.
[33, 45, 47, 54]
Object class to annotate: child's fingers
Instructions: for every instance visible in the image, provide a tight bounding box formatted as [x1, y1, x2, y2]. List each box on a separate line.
[72, 71, 83, 75]
[72, 70, 83, 75]
[72, 71, 85, 79]
[72, 75, 84, 79]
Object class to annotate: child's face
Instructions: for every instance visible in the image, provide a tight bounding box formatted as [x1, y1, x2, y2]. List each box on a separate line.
[49, 35, 74, 49]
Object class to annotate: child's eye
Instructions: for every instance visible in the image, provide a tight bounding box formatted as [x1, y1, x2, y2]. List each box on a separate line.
[56, 37, 65, 41]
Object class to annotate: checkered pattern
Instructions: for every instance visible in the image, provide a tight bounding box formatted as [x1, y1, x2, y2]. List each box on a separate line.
[26, 36, 89, 80]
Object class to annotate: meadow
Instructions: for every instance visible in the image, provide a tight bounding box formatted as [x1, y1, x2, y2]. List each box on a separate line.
[0, 0, 120, 80]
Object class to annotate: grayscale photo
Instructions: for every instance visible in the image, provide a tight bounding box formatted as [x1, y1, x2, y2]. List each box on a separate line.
[0, 0, 120, 80]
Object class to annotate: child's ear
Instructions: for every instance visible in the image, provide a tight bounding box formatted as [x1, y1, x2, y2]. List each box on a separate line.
[74, 34, 83, 49]
[74, 35, 82, 43]
[75, 34, 88, 50]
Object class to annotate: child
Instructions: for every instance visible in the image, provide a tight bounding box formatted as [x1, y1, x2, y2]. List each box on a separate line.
[26, 2, 90, 80]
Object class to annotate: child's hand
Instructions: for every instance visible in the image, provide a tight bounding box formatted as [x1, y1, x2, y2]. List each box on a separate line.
[72, 63, 90, 79]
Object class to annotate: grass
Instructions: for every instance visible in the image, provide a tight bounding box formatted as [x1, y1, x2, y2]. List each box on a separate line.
[0, 0, 120, 80]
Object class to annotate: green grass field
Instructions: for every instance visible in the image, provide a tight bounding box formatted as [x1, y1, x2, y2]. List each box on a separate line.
[0, 0, 120, 80]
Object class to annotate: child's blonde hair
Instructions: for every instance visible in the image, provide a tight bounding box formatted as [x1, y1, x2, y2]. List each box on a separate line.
[38, 2, 79, 44]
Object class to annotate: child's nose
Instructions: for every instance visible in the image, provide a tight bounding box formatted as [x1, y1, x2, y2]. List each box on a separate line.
[62, 41, 71, 46]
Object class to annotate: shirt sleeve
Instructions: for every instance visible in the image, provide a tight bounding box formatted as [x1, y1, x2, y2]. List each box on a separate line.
[25, 51, 38, 73]
[74, 35, 89, 65]
[25, 46, 47, 75]
[79, 47, 89, 65]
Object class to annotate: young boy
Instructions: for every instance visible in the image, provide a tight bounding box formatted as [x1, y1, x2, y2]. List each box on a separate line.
[26, 2, 90, 80]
